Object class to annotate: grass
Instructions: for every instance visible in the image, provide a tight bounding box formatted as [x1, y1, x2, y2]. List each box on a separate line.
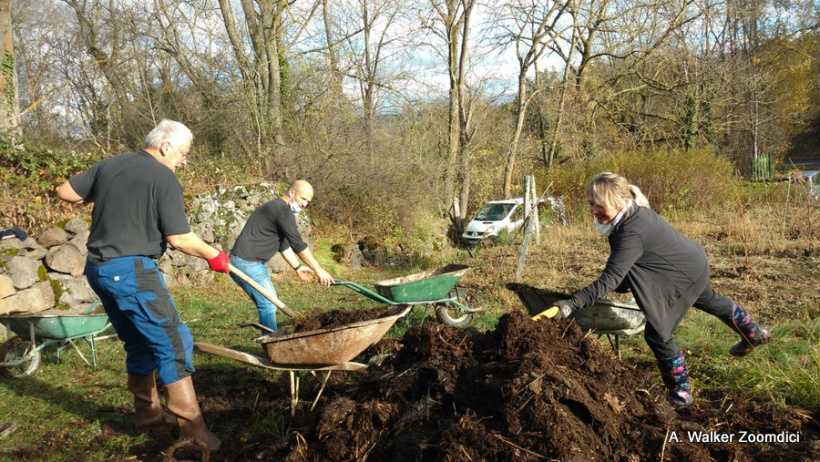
[0, 198, 818, 460]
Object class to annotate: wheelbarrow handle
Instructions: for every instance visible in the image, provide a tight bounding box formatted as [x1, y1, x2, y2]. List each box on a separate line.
[331, 280, 396, 305]
[228, 264, 298, 318]
[239, 322, 278, 335]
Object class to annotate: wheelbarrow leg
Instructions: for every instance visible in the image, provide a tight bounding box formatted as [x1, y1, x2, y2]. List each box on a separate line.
[90, 335, 98, 366]
[309, 371, 333, 412]
[62, 338, 92, 366]
[288, 370, 335, 415]
[601, 334, 622, 359]
[290, 371, 299, 416]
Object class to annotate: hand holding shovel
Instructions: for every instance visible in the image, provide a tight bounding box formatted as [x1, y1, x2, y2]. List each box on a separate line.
[532, 300, 575, 321]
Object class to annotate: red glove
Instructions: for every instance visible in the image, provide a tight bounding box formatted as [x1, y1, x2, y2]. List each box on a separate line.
[207, 250, 230, 273]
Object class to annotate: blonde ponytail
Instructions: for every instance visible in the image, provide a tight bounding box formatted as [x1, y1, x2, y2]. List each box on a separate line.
[629, 185, 650, 208]
[586, 172, 651, 210]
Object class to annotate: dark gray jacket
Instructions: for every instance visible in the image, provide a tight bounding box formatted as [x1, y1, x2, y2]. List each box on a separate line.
[570, 205, 709, 341]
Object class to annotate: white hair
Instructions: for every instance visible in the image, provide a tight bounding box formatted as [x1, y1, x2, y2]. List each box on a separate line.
[143, 119, 193, 150]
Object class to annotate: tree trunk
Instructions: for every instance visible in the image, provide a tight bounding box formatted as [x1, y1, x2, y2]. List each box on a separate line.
[0, 0, 19, 133]
[322, 0, 344, 98]
[218, 0, 285, 155]
[503, 72, 527, 198]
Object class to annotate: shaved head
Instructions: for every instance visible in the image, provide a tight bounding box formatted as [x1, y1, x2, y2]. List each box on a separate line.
[289, 180, 313, 198]
[285, 180, 314, 211]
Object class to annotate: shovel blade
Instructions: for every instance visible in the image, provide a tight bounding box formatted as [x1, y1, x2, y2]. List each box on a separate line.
[532, 306, 559, 321]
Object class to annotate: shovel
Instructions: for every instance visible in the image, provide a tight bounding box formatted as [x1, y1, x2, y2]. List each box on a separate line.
[228, 264, 298, 319]
[531, 306, 559, 321]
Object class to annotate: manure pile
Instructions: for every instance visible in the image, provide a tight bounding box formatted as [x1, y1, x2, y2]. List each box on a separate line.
[280, 310, 817, 461]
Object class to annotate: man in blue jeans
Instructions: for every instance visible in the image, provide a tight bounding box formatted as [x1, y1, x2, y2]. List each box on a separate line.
[57, 120, 228, 452]
[230, 180, 333, 332]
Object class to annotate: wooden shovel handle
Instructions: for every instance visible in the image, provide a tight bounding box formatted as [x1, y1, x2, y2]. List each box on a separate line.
[228, 264, 298, 318]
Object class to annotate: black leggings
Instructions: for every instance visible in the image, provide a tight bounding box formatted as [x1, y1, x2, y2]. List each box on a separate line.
[644, 284, 736, 360]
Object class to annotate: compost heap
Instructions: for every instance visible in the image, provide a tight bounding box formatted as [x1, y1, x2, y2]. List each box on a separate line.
[281, 310, 817, 461]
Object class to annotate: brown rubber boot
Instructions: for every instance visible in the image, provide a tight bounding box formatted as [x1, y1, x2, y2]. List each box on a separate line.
[164, 376, 221, 452]
[127, 374, 178, 431]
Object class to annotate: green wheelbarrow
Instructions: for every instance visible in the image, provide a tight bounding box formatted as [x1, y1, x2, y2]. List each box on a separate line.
[0, 302, 112, 378]
[333, 264, 482, 327]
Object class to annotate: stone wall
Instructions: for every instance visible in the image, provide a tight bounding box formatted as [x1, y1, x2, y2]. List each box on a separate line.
[0, 182, 313, 319]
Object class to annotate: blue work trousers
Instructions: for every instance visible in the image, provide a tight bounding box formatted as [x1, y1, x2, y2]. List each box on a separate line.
[229, 255, 278, 331]
[85, 256, 194, 385]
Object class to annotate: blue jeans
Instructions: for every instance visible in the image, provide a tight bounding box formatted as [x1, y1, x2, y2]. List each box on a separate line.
[229, 255, 278, 332]
[85, 256, 194, 386]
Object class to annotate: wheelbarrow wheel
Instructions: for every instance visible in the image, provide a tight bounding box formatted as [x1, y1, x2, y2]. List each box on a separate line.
[435, 288, 474, 328]
[0, 336, 41, 378]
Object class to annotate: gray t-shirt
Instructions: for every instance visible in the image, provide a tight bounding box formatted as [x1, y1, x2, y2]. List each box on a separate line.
[68, 151, 191, 264]
[230, 198, 308, 262]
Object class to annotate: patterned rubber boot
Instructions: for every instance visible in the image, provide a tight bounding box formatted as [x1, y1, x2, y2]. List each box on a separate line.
[657, 350, 694, 407]
[721, 305, 772, 357]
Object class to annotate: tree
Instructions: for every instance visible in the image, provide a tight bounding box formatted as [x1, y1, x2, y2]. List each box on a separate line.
[544, 0, 699, 157]
[421, 0, 476, 218]
[217, 0, 320, 159]
[491, 0, 569, 197]
[0, 0, 19, 133]
[341, 0, 412, 163]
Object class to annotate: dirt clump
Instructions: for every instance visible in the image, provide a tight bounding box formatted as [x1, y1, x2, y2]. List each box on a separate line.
[279, 305, 402, 333]
[277, 310, 818, 461]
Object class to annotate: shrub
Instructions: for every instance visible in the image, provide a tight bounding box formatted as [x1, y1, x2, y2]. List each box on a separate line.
[492, 227, 515, 246]
[0, 138, 101, 199]
[539, 147, 738, 216]
[0, 137, 103, 230]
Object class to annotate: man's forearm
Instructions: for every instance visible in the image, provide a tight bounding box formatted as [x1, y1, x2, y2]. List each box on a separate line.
[281, 247, 302, 269]
[166, 232, 220, 260]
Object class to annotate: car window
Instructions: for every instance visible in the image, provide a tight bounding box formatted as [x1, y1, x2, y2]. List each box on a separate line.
[476, 204, 514, 221]
[509, 205, 522, 222]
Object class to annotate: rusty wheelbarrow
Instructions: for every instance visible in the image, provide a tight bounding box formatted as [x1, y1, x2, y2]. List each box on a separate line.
[196, 303, 412, 369]
[194, 304, 411, 414]
[506, 283, 646, 358]
[196, 265, 412, 413]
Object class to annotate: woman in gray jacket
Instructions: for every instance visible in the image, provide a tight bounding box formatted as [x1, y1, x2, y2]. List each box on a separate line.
[546, 172, 771, 407]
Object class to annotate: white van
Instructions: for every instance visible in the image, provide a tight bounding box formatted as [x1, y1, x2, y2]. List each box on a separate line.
[461, 198, 527, 246]
[461, 196, 566, 246]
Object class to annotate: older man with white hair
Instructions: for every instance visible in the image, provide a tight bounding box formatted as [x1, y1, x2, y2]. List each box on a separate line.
[57, 119, 226, 452]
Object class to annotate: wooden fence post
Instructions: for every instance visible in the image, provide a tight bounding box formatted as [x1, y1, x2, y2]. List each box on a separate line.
[530, 176, 540, 245]
[516, 176, 535, 282]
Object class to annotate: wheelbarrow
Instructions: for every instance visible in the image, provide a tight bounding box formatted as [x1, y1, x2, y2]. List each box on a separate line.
[196, 304, 412, 369]
[506, 283, 646, 358]
[333, 264, 482, 327]
[196, 265, 413, 414]
[195, 303, 411, 415]
[0, 302, 112, 378]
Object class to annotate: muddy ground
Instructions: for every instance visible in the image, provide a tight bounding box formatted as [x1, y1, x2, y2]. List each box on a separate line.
[108, 303, 818, 462]
[12, 229, 814, 462]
